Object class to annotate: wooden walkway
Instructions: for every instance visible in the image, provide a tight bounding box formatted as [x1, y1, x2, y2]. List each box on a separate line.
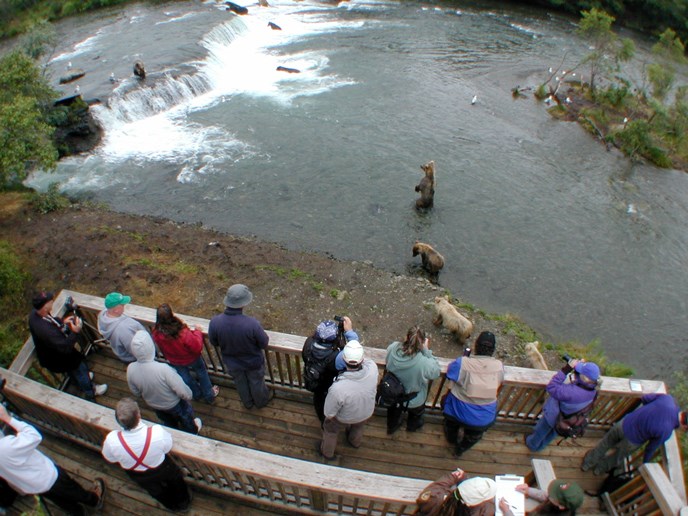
[85, 345, 607, 504]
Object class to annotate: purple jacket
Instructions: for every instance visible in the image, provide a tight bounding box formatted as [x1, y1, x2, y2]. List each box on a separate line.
[208, 308, 269, 371]
[623, 394, 680, 463]
[541, 365, 597, 426]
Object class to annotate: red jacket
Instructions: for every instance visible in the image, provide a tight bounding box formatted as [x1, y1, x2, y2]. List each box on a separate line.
[151, 327, 204, 366]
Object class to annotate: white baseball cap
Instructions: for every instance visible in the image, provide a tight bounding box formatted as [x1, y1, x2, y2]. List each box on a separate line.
[343, 340, 364, 365]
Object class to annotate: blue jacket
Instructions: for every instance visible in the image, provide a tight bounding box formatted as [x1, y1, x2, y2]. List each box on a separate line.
[623, 394, 680, 463]
[208, 308, 269, 370]
[443, 356, 503, 427]
[541, 365, 597, 426]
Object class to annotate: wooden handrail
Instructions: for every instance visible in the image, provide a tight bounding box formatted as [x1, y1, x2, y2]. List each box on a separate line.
[0, 368, 426, 515]
[10, 290, 685, 504]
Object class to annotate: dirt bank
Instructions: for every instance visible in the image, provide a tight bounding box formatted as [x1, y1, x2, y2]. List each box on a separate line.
[1, 192, 547, 366]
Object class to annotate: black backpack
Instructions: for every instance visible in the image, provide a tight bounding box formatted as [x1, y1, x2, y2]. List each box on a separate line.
[302, 339, 337, 392]
[376, 370, 417, 407]
[554, 392, 598, 439]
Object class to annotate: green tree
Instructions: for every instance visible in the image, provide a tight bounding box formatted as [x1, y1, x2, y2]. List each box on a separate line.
[577, 8, 635, 93]
[0, 50, 58, 189]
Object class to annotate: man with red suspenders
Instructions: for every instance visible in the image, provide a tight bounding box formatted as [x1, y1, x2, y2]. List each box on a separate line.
[101, 398, 191, 512]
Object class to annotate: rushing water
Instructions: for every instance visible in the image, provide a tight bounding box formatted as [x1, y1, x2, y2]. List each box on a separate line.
[26, 0, 688, 378]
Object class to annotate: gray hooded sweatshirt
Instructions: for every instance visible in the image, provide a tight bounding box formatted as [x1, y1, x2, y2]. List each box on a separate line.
[98, 310, 145, 363]
[127, 330, 192, 411]
[324, 359, 378, 424]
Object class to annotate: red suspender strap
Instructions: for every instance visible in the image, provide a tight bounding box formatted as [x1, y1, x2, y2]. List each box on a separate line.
[117, 426, 153, 470]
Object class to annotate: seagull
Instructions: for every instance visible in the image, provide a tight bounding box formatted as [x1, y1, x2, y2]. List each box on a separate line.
[548, 67, 552, 73]
[74, 85, 80, 94]
[623, 117, 628, 124]
[109, 72, 117, 84]
[471, 95, 478, 105]
[565, 97, 572, 104]
[544, 96, 552, 105]
[67, 61, 72, 70]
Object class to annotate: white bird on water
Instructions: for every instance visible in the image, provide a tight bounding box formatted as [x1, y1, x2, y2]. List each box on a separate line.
[67, 61, 72, 70]
[109, 72, 117, 84]
[471, 95, 478, 105]
[74, 85, 80, 94]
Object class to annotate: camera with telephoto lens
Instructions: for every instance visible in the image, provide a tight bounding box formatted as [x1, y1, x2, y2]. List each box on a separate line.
[64, 296, 78, 313]
[561, 353, 572, 363]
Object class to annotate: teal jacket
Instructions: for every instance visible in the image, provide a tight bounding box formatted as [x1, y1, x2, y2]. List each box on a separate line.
[385, 341, 441, 408]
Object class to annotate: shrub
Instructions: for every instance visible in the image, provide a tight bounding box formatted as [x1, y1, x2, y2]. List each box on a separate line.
[29, 182, 70, 214]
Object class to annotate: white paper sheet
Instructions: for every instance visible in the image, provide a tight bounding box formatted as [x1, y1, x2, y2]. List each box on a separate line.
[495, 474, 525, 516]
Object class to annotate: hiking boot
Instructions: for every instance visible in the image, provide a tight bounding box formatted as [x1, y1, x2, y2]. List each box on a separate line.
[194, 417, 203, 434]
[94, 384, 108, 397]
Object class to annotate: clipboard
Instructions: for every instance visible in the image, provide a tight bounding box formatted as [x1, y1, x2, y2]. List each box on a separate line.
[495, 474, 525, 516]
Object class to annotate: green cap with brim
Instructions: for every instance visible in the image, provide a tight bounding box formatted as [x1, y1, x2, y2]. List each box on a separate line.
[105, 292, 131, 309]
[548, 480, 584, 510]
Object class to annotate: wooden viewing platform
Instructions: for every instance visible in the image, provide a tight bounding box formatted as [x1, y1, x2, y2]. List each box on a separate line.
[2, 290, 686, 515]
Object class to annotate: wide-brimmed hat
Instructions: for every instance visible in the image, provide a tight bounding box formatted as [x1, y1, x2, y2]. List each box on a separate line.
[32, 291, 54, 310]
[548, 480, 584, 510]
[105, 292, 131, 309]
[223, 284, 253, 308]
[457, 477, 497, 507]
[343, 340, 364, 365]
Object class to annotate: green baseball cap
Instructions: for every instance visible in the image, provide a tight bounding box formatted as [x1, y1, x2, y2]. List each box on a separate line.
[548, 480, 584, 510]
[105, 292, 131, 309]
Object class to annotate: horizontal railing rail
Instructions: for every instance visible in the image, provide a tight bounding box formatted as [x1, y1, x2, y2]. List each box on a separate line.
[10, 290, 685, 505]
[603, 463, 685, 516]
[0, 368, 426, 515]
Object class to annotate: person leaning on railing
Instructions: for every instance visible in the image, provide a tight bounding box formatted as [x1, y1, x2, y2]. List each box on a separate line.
[581, 393, 688, 476]
[414, 467, 496, 516]
[102, 397, 191, 512]
[385, 325, 440, 434]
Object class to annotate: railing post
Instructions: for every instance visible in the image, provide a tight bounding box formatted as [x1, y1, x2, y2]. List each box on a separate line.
[640, 463, 686, 515]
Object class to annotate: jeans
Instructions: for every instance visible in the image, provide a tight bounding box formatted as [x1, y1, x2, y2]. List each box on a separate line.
[581, 421, 640, 475]
[525, 416, 558, 452]
[387, 404, 426, 433]
[68, 361, 94, 399]
[173, 356, 215, 403]
[43, 466, 98, 516]
[443, 413, 493, 455]
[155, 399, 199, 434]
[228, 364, 270, 409]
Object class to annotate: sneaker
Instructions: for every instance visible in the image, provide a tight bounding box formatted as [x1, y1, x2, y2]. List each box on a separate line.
[194, 417, 202, 434]
[211, 385, 220, 398]
[88, 371, 95, 381]
[94, 384, 108, 397]
[93, 478, 106, 510]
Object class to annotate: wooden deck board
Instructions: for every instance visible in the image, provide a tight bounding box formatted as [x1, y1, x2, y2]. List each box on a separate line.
[81, 345, 610, 499]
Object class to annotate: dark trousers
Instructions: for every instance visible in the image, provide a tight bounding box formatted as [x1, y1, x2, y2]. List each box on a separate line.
[68, 361, 95, 399]
[387, 403, 426, 433]
[443, 414, 494, 456]
[228, 364, 270, 409]
[126, 456, 191, 511]
[0, 477, 17, 510]
[155, 399, 199, 434]
[313, 384, 330, 423]
[43, 466, 98, 516]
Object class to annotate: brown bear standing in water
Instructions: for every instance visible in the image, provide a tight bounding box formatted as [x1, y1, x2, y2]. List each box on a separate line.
[412, 241, 444, 274]
[433, 296, 473, 345]
[133, 60, 146, 80]
[415, 160, 435, 210]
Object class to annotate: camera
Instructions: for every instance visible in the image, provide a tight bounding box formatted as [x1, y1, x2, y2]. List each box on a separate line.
[463, 347, 471, 357]
[64, 296, 79, 313]
[561, 353, 572, 363]
[333, 315, 344, 323]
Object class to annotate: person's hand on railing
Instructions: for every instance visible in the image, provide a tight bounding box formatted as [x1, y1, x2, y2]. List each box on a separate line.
[0, 403, 11, 425]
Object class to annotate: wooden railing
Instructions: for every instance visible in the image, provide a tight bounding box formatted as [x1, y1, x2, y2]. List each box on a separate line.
[10, 290, 686, 510]
[603, 463, 686, 516]
[0, 368, 426, 515]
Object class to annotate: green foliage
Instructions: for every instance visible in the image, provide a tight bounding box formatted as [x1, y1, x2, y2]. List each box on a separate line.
[0, 241, 29, 368]
[29, 182, 70, 213]
[595, 83, 632, 108]
[0, 50, 59, 189]
[615, 120, 672, 167]
[647, 63, 675, 101]
[552, 340, 634, 377]
[18, 20, 56, 59]
[652, 28, 687, 64]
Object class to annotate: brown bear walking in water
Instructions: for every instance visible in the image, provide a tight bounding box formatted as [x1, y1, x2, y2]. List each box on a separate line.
[433, 296, 473, 344]
[133, 60, 146, 79]
[415, 160, 435, 210]
[412, 241, 444, 274]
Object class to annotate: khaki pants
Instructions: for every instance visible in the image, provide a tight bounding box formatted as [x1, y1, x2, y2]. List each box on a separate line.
[320, 417, 367, 458]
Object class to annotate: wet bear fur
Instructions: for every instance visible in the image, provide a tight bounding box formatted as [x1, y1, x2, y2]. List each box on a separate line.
[412, 241, 444, 274]
[133, 60, 146, 79]
[433, 296, 473, 344]
[415, 160, 435, 210]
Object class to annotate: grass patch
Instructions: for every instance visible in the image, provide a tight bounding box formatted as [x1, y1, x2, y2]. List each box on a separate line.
[256, 265, 324, 293]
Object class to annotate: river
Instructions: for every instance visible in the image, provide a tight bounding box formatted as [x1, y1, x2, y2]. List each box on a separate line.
[26, 0, 688, 379]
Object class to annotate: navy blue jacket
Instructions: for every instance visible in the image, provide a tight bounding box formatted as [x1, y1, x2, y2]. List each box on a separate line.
[208, 308, 269, 370]
[28, 310, 83, 373]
